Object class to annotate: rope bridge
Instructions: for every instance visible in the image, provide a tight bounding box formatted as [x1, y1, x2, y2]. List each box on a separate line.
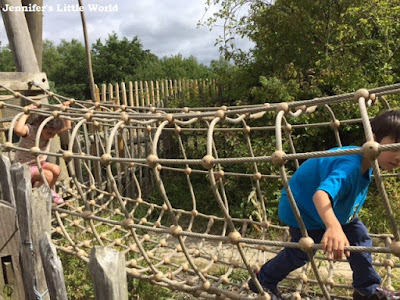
[1, 82, 400, 300]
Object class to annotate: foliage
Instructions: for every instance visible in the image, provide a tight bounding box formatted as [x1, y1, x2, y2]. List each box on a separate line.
[204, 0, 400, 102]
[0, 42, 16, 71]
[91, 33, 156, 84]
[0, 33, 218, 101]
[42, 39, 90, 99]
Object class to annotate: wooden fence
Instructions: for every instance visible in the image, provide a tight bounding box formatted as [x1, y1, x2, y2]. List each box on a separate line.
[94, 78, 218, 106]
[0, 155, 129, 300]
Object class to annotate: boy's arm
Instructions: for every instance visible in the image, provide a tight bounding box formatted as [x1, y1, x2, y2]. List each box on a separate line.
[14, 104, 36, 137]
[313, 190, 350, 260]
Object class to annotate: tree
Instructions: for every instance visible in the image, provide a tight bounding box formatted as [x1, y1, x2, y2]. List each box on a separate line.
[91, 33, 152, 84]
[0, 42, 16, 71]
[43, 39, 89, 99]
[160, 54, 214, 79]
[204, 0, 400, 100]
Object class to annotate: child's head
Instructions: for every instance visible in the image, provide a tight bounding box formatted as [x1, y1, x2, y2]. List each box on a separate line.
[34, 115, 65, 140]
[371, 109, 400, 170]
[371, 109, 400, 142]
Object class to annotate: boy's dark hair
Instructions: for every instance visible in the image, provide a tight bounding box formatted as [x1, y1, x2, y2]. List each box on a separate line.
[35, 115, 65, 131]
[371, 109, 400, 142]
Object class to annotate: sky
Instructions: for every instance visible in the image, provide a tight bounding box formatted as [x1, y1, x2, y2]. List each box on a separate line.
[0, 0, 254, 65]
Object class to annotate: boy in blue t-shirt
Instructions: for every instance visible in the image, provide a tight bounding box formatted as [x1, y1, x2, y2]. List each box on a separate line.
[250, 110, 400, 300]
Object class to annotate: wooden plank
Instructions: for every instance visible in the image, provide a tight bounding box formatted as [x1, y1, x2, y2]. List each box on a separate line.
[89, 247, 128, 300]
[0, 155, 15, 206]
[0, 200, 25, 300]
[11, 164, 51, 300]
[39, 233, 68, 300]
[0, 72, 49, 91]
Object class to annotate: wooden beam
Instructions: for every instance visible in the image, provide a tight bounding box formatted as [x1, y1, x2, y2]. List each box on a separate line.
[0, 0, 40, 72]
[21, 0, 43, 70]
[0, 72, 49, 91]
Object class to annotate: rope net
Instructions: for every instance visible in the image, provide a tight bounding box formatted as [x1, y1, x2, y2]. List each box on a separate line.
[1, 82, 400, 300]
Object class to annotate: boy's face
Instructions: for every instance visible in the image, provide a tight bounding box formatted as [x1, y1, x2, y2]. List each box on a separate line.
[377, 136, 400, 171]
[41, 128, 57, 140]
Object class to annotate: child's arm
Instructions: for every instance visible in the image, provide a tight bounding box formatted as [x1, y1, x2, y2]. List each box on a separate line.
[313, 190, 350, 260]
[14, 104, 36, 137]
[58, 101, 71, 133]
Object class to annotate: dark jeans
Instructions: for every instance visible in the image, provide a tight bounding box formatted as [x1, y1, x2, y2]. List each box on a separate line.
[257, 218, 381, 296]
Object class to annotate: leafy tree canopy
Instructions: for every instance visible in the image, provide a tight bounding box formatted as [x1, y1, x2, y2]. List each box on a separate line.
[204, 0, 400, 100]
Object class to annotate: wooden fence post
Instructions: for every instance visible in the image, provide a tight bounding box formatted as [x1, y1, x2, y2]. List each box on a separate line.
[39, 233, 68, 300]
[145, 81, 150, 106]
[0, 200, 25, 300]
[89, 247, 128, 300]
[128, 81, 134, 107]
[0, 155, 15, 206]
[11, 163, 52, 300]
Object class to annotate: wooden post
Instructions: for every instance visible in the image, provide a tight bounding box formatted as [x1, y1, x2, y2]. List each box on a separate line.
[160, 80, 165, 103]
[101, 84, 107, 102]
[134, 81, 139, 107]
[139, 81, 144, 107]
[0, 155, 15, 206]
[128, 81, 134, 107]
[194, 79, 199, 99]
[95, 84, 101, 102]
[150, 81, 155, 106]
[0, 0, 40, 72]
[21, 0, 43, 70]
[0, 200, 25, 300]
[145, 81, 150, 106]
[155, 80, 160, 107]
[11, 163, 51, 300]
[121, 82, 127, 106]
[115, 82, 120, 107]
[108, 83, 113, 102]
[39, 233, 68, 300]
[89, 247, 128, 300]
[0, 158, 24, 300]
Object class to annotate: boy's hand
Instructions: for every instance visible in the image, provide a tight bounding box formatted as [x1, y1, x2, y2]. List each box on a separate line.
[62, 101, 71, 107]
[321, 226, 350, 260]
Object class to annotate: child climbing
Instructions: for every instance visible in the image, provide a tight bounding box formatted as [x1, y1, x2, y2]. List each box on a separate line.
[249, 109, 400, 300]
[13, 101, 71, 204]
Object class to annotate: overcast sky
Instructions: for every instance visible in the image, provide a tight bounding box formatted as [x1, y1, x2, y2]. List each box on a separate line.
[0, 0, 253, 65]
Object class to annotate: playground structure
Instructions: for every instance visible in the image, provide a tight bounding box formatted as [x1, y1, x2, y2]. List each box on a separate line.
[0, 79, 400, 299]
[0, 1, 400, 299]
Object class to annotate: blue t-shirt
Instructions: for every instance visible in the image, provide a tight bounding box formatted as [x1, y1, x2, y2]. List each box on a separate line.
[278, 146, 372, 229]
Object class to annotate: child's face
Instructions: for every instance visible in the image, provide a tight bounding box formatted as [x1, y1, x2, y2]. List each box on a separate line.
[377, 136, 400, 171]
[41, 128, 57, 140]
